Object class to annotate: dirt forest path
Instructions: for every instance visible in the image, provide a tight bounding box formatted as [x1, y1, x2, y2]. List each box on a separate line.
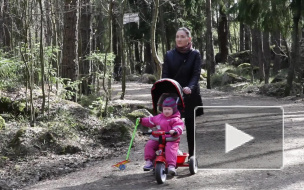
[26, 82, 304, 190]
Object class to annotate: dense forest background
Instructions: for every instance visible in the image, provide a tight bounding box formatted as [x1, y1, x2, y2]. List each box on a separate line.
[0, 0, 304, 121]
[0, 1, 304, 188]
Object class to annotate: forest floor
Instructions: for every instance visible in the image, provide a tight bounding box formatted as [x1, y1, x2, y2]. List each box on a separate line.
[1, 81, 304, 190]
[21, 81, 304, 190]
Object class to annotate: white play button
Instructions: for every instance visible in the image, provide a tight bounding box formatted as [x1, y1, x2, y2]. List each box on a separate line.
[196, 106, 283, 169]
[225, 123, 254, 153]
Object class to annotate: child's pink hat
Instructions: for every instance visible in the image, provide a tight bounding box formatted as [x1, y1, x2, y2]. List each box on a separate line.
[162, 97, 178, 113]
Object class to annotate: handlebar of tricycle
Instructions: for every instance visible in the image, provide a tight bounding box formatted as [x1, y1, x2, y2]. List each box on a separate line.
[142, 131, 177, 136]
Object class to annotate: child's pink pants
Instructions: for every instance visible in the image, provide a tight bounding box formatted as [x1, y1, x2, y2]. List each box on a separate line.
[144, 139, 180, 167]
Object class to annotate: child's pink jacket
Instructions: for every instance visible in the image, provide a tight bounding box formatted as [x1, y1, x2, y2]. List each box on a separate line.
[141, 111, 184, 138]
[141, 111, 184, 166]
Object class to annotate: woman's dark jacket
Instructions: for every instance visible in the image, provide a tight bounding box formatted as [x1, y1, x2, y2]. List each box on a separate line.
[162, 48, 203, 118]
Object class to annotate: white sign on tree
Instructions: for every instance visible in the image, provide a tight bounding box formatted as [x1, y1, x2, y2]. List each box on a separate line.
[123, 13, 139, 24]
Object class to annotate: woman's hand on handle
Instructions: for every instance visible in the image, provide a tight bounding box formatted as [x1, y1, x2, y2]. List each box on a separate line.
[183, 87, 191, 94]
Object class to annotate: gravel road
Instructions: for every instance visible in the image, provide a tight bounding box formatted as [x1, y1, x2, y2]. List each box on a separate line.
[25, 83, 304, 190]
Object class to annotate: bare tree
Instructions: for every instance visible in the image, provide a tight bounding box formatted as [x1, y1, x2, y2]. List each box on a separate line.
[206, 0, 215, 89]
[218, 1, 228, 63]
[79, 0, 92, 95]
[151, 0, 161, 79]
[159, 4, 167, 57]
[18, 0, 35, 126]
[250, 27, 264, 82]
[263, 31, 271, 84]
[102, 0, 114, 116]
[285, 0, 301, 96]
[38, 0, 45, 114]
[119, 0, 127, 99]
[272, 31, 281, 74]
[239, 22, 245, 51]
[300, 27, 304, 96]
[112, 2, 120, 81]
[62, 0, 79, 101]
[244, 25, 251, 50]
[1, 0, 11, 50]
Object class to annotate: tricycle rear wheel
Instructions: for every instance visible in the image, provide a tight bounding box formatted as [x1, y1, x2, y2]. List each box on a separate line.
[189, 156, 198, 175]
[155, 162, 166, 184]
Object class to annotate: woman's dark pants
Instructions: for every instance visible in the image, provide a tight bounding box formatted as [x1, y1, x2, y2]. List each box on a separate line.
[185, 117, 194, 158]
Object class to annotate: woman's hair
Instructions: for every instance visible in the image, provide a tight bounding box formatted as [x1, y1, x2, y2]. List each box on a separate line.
[177, 27, 191, 38]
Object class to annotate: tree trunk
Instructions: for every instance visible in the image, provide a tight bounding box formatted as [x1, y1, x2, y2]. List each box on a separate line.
[128, 43, 134, 74]
[285, 0, 301, 96]
[95, 5, 103, 51]
[101, 0, 114, 116]
[79, 0, 92, 95]
[139, 41, 143, 63]
[151, 0, 161, 79]
[112, 8, 120, 81]
[119, 0, 127, 99]
[144, 42, 153, 74]
[52, 0, 62, 95]
[240, 22, 245, 51]
[251, 28, 259, 67]
[257, 30, 264, 82]
[272, 31, 281, 74]
[198, 35, 204, 68]
[196, 3, 205, 67]
[218, 2, 228, 63]
[134, 42, 141, 74]
[22, 0, 35, 126]
[300, 27, 304, 77]
[107, 0, 113, 100]
[140, 1, 153, 74]
[0, 6, 3, 47]
[250, 27, 258, 82]
[233, 23, 238, 52]
[1, 0, 11, 50]
[62, 0, 79, 101]
[300, 27, 304, 96]
[38, 0, 45, 114]
[165, 27, 171, 50]
[44, 0, 52, 46]
[159, 4, 167, 58]
[135, 41, 140, 62]
[244, 25, 251, 50]
[206, 0, 214, 89]
[263, 32, 271, 84]
[34, 4, 40, 86]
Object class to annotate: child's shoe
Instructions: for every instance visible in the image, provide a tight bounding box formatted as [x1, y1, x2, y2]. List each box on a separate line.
[143, 160, 153, 171]
[168, 165, 176, 176]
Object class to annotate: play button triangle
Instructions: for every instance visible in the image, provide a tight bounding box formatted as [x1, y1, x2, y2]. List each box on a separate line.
[225, 123, 254, 153]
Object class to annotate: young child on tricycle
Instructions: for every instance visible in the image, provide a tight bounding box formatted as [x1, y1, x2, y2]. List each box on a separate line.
[140, 96, 184, 176]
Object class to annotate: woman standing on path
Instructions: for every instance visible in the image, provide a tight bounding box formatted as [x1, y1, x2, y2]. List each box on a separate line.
[162, 27, 203, 158]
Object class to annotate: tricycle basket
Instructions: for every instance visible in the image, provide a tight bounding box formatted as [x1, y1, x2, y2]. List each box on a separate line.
[176, 153, 188, 164]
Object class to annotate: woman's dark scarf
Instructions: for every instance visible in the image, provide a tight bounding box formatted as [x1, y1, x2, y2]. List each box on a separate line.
[175, 42, 193, 54]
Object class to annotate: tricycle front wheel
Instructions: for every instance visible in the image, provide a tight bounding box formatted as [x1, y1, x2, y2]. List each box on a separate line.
[155, 162, 166, 184]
